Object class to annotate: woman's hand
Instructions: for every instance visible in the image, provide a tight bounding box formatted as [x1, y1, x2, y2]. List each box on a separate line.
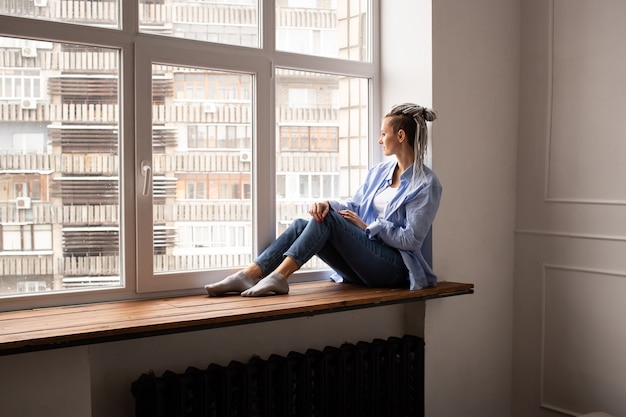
[338, 210, 367, 230]
[309, 201, 330, 223]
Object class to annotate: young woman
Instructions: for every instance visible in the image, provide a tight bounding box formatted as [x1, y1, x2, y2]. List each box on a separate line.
[205, 103, 442, 297]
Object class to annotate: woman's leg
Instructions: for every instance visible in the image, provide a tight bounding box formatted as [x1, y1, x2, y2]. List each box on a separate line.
[313, 212, 408, 287]
[239, 258, 295, 296]
[242, 213, 339, 296]
[205, 219, 309, 296]
[242, 210, 408, 296]
[316, 239, 408, 287]
[253, 218, 309, 275]
[204, 264, 260, 296]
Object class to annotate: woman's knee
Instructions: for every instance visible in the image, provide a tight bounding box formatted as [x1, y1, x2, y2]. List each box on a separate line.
[291, 218, 309, 233]
[323, 209, 344, 225]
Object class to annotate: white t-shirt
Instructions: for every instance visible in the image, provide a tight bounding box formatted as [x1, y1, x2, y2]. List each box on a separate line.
[372, 186, 398, 217]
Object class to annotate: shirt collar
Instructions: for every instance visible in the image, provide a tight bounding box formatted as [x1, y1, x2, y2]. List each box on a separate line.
[383, 163, 396, 186]
[383, 162, 415, 186]
[400, 164, 415, 181]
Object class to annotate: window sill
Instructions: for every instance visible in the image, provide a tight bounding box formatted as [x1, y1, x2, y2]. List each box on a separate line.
[0, 280, 473, 356]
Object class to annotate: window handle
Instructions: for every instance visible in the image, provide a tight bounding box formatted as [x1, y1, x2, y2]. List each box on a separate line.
[141, 161, 152, 196]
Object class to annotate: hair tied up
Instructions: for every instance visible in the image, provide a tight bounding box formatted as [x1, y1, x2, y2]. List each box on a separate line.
[398, 104, 437, 123]
[385, 102, 438, 185]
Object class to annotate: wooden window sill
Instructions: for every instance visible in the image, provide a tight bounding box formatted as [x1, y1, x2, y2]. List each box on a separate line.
[0, 280, 473, 356]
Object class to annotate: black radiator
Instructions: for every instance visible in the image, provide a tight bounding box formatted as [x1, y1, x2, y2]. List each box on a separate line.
[131, 334, 424, 417]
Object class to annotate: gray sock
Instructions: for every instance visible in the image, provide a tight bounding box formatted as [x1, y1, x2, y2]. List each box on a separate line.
[241, 272, 289, 297]
[204, 271, 255, 296]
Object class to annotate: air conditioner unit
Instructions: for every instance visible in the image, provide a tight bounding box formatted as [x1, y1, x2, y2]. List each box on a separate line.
[21, 47, 37, 57]
[34, 0, 48, 7]
[16, 197, 31, 209]
[203, 102, 216, 113]
[20, 99, 37, 110]
[239, 151, 252, 162]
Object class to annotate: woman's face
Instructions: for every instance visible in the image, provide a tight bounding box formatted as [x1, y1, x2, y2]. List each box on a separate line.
[378, 116, 403, 156]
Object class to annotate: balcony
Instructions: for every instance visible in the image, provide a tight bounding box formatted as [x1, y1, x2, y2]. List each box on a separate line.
[155, 200, 251, 223]
[0, 102, 118, 123]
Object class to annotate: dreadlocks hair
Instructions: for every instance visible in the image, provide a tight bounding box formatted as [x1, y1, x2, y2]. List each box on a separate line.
[385, 103, 438, 185]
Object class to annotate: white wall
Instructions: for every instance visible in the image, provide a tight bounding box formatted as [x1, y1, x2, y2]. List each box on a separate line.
[0, 347, 92, 416]
[431, 1, 519, 416]
[513, 1, 626, 416]
[382, 0, 520, 416]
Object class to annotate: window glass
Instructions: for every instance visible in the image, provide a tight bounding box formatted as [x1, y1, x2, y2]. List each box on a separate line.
[0, 0, 120, 29]
[151, 64, 253, 274]
[276, 0, 369, 61]
[275, 67, 369, 271]
[0, 37, 120, 296]
[139, 0, 260, 48]
[0, 0, 379, 306]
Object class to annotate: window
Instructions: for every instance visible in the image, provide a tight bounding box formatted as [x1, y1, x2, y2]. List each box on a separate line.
[184, 180, 206, 200]
[187, 124, 252, 149]
[12, 133, 46, 154]
[17, 281, 48, 293]
[0, 0, 376, 308]
[277, 173, 339, 200]
[0, 34, 121, 302]
[1, 224, 52, 251]
[279, 125, 339, 152]
[0, 68, 42, 101]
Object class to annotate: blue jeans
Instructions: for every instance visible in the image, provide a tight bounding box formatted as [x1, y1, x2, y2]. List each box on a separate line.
[254, 209, 409, 287]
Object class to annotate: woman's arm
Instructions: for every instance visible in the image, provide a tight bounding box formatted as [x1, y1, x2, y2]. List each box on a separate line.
[308, 200, 331, 223]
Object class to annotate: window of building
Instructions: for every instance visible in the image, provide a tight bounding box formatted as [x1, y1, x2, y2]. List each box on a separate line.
[174, 72, 251, 102]
[0, 68, 41, 102]
[1, 224, 52, 252]
[12, 133, 46, 154]
[187, 124, 251, 149]
[277, 173, 339, 200]
[17, 281, 48, 293]
[0, 0, 376, 307]
[185, 181, 206, 200]
[279, 125, 338, 152]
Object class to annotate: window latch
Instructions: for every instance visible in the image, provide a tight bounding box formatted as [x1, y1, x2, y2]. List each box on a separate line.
[141, 161, 152, 196]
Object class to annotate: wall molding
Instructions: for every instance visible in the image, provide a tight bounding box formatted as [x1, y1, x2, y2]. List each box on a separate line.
[515, 228, 626, 242]
[543, 0, 626, 206]
[540, 264, 626, 415]
[545, 197, 626, 206]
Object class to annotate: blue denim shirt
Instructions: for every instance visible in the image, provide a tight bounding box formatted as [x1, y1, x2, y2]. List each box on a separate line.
[328, 160, 442, 290]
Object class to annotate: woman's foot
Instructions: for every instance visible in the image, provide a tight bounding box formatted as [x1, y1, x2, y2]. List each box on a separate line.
[205, 271, 255, 296]
[241, 273, 289, 297]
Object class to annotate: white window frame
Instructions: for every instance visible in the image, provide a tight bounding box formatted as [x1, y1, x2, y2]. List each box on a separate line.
[0, 0, 381, 309]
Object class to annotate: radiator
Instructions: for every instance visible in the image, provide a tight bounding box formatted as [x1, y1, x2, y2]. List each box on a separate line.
[131, 334, 424, 417]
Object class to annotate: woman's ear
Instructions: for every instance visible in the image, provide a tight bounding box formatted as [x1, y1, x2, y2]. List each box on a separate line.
[397, 129, 406, 143]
